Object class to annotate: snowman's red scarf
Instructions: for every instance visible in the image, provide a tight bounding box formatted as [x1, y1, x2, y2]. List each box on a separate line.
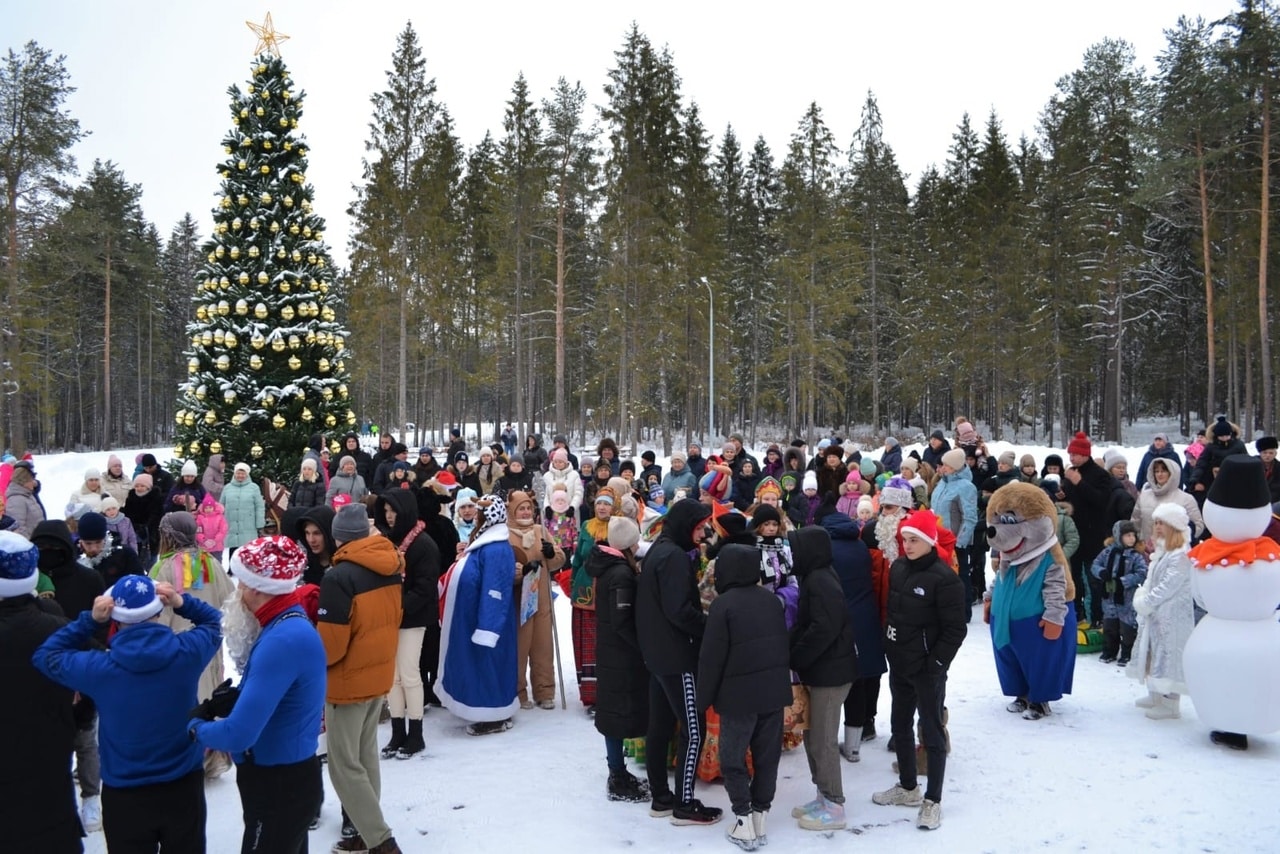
[1188, 536, 1280, 569]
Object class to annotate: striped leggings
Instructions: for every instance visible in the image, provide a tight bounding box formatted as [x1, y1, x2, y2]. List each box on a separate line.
[645, 672, 703, 804]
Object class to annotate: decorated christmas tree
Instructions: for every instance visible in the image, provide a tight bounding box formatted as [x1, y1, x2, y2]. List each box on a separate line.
[173, 17, 353, 483]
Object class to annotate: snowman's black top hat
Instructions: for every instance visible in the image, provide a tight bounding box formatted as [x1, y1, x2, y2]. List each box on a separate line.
[1206, 454, 1270, 510]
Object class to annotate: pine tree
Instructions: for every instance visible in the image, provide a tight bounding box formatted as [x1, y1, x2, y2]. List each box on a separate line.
[172, 52, 353, 482]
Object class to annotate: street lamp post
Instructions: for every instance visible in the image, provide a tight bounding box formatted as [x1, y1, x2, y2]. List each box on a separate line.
[701, 277, 713, 443]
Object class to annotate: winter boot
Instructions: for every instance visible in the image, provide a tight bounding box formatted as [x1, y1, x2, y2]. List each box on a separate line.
[332, 835, 369, 853]
[381, 718, 406, 759]
[790, 789, 824, 818]
[1022, 701, 1052, 720]
[917, 799, 942, 830]
[872, 783, 923, 807]
[369, 838, 402, 854]
[1006, 697, 1028, 713]
[726, 813, 758, 850]
[840, 725, 861, 762]
[466, 718, 514, 736]
[1145, 693, 1181, 720]
[798, 798, 847, 831]
[1210, 730, 1249, 750]
[606, 769, 650, 803]
[397, 719, 425, 758]
[861, 721, 877, 742]
[1135, 690, 1159, 709]
[750, 810, 769, 846]
[80, 795, 102, 833]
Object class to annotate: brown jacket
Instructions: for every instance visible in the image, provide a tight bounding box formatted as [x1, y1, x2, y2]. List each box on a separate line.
[317, 535, 404, 704]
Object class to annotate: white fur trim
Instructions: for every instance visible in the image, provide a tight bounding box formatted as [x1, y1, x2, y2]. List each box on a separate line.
[230, 551, 299, 595]
[112, 596, 163, 624]
[471, 629, 500, 648]
[0, 574, 38, 597]
[436, 545, 520, 723]
[1151, 501, 1190, 531]
[900, 525, 936, 546]
[465, 524, 510, 554]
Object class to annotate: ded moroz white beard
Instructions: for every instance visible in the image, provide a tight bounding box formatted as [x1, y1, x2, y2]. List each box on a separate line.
[222, 587, 261, 674]
[876, 509, 905, 564]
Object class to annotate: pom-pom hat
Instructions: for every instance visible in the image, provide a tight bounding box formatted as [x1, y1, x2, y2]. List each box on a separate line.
[230, 536, 308, 595]
[107, 575, 164, 624]
[0, 531, 41, 598]
[1067, 432, 1092, 458]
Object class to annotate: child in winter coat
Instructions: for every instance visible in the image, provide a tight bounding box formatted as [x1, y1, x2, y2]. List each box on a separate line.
[698, 543, 793, 849]
[99, 496, 138, 555]
[786, 472, 822, 528]
[196, 493, 228, 555]
[1090, 520, 1148, 665]
[836, 470, 863, 517]
[545, 483, 579, 585]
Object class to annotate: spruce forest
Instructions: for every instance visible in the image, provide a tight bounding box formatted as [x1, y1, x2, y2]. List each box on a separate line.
[2, 4, 1278, 456]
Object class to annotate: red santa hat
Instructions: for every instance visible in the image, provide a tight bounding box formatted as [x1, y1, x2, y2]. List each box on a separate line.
[899, 509, 939, 547]
[229, 536, 307, 595]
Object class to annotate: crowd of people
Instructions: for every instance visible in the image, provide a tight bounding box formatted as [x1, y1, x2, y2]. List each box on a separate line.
[0, 414, 1274, 852]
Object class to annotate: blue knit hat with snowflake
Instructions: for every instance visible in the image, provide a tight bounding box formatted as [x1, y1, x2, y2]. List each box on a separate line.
[106, 575, 164, 624]
[0, 531, 40, 598]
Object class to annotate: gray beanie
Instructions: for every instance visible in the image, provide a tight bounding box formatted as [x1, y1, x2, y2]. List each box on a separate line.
[332, 503, 370, 543]
[608, 516, 641, 552]
[159, 511, 197, 549]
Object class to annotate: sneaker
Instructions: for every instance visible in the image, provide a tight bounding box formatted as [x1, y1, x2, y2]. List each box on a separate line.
[750, 810, 769, 846]
[861, 722, 877, 742]
[649, 791, 676, 818]
[840, 725, 861, 762]
[80, 795, 102, 833]
[872, 783, 923, 807]
[538, 699, 557, 710]
[726, 814, 757, 850]
[917, 799, 942, 830]
[1117, 656, 1130, 666]
[332, 836, 369, 853]
[671, 798, 723, 826]
[1022, 702, 1051, 721]
[790, 794, 824, 818]
[1099, 654, 1117, 664]
[607, 770, 650, 803]
[466, 718, 514, 736]
[341, 811, 358, 840]
[798, 798, 846, 831]
[1006, 698, 1028, 713]
[585, 705, 596, 718]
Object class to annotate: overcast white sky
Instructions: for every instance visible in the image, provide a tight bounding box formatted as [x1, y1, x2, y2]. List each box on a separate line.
[11, 1, 1238, 267]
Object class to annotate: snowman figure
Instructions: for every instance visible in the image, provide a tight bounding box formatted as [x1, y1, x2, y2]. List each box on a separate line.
[1182, 455, 1280, 750]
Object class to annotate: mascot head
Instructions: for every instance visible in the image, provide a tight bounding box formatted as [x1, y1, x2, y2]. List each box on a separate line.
[985, 482, 1074, 597]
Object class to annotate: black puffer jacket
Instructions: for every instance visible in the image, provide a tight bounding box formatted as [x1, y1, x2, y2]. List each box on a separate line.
[374, 490, 439, 630]
[883, 549, 967, 678]
[289, 477, 327, 510]
[588, 546, 649, 739]
[1192, 436, 1247, 492]
[415, 489, 461, 577]
[33, 520, 106, 624]
[636, 499, 711, 676]
[0, 595, 81, 853]
[789, 527, 857, 688]
[696, 544, 793, 716]
[294, 505, 337, 586]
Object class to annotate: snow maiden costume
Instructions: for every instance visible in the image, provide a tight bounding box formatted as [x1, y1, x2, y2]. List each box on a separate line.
[437, 498, 520, 735]
[1127, 502, 1194, 719]
[983, 482, 1077, 720]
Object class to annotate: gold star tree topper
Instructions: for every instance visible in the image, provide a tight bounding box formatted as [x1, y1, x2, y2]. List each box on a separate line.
[246, 12, 290, 57]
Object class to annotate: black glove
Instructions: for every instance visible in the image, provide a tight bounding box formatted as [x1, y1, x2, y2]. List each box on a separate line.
[544, 505, 554, 522]
[523, 560, 541, 577]
[1099, 567, 1112, 583]
[566, 506, 575, 519]
[542, 541, 556, 559]
[188, 679, 240, 721]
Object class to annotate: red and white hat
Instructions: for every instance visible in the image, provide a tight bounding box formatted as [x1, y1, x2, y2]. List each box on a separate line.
[229, 536, 307, 595]
[899, 509, 939, 547]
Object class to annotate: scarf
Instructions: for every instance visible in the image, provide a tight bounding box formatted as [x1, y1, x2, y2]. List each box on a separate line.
[1189, 535, 1280, 569]
[757, 536, 793, 588]
[159, 548, 216, 592]
[255, 589, 303, 627]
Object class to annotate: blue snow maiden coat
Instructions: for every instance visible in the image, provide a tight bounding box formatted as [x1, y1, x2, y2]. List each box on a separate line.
[33, 595, 222, 788]
[438, 523, 520, 722]
[188, 602, 325, 766]
[820, 512, 887, 679]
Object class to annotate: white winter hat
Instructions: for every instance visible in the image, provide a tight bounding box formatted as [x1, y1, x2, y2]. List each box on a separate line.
[1152, 502, 1190, 532]
[802, 471, 819, 492]
[83, 467, 102, 481]
[1103, 448, 1127, 472]
[181, 459, 198, 477]
[234, 462, 251, 476]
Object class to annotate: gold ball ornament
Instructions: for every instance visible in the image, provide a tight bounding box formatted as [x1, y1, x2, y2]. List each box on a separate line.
[183, 413, 195, 427]
[213, 329, 226, 345]
[238, 272, 250, 286]
[255, 303, 268, 319]
[238, 195, 249, 207]
[309, 278, 318, 291]
[324, 413, 337, 427]
[301, 201, 312, 213]
[271, 337, 286, 353]
[294, 388, 305, 401]
[188, 357, 200, 373]
[217, 300, 230, 316]
[235, 299, 249, 315]
[337, 384, 348, 398]
[249, 217, 260, 230]
[248, 246, 260, 258]
[305, 331, 317, 345]
[261, 193, 272, 204]
[224, 389, 236, 403]
[223, 145, 232, 155]
[200, 332, 213, 347]
[232, 218, 243, 230]
[291, 118, 298, 128]
[321, 387, 333, 400]
[191, 335, 201, 348]
[260, 165, 270, 175]
[346, 410, 357, 425]
[190, 440, 202, 455]
[247, 84, 255, 94]
[237, 160, 247, 171]
[291, 250, 302, 263]
[283, 197, 294, 209]
[272, 413, 286, 429]
[263, 140, 272, 151]
[219, 196, 231, 209]
[215, 245, 225, 258]
[291, 173, 303, 184]
[280, 306, 295, 322]
[249, 354, 263, 370]
[283, 141, 292, 152]
[219, 276, 230, 289]
[204, 410, 216, 425]
[270, 221, 280, 233]
[224, 333, 238, 349]
[279, 280, 290, 294]
[251, 333, 266, 350]
[175, 444, 185, 458]
[335, 360, 345, 373]
[210, 440, 222, 454]
[334, 336, 346, 350]
[279, 118, 289, 128]
[303, 227, 313, 238]
[321, 307, 335, 322]
[289, 224, 300, 235]
[257, 63, 266, 74]
[175, 409, 186, 425]
[216, 355, 231, 371]
[288, 334, 301, 350]
[261, 90, 269, 100]
[196, 306, 208, 321]
[300, 407, 313, 422]
[318, 358, 330, 373]
[262, 394, 275, 408]
[258, 272, 269, 285]
[276, 248, 287, 260]
[240, 108, 249, 118]
[231, 413, 245, 426]
[229, 247, 240, 260]
[217, 223, 228, 235]
[256, 107, 264, 117]
[251, 443, 264, 458]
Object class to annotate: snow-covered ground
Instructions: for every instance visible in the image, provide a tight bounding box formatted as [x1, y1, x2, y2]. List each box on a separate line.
[21, 440, 1276, 853]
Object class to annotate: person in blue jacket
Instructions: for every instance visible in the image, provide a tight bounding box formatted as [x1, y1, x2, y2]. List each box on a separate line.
[929, 449, 979, 619]
[33, 574, 221, 853]
[189, 536, 326, 854]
